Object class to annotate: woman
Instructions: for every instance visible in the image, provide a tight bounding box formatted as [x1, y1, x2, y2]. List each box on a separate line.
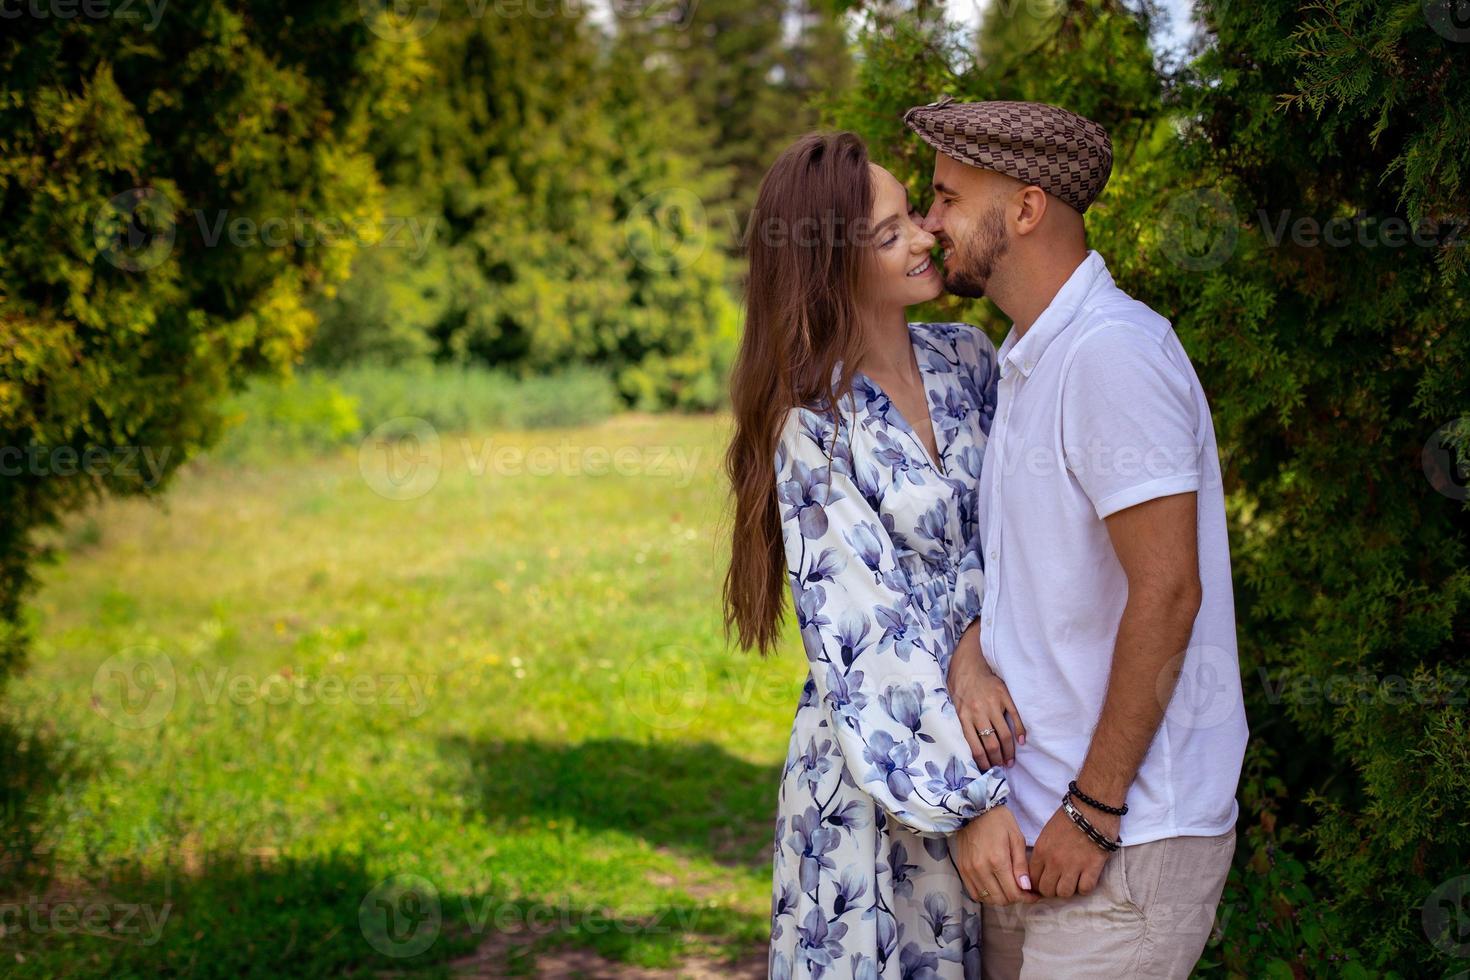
[723, 131, 1030, 979]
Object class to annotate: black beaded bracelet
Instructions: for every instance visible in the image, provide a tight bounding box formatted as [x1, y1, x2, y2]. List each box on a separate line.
[1069, 779, 1128, 816]
[1062, 794, 1121, 852]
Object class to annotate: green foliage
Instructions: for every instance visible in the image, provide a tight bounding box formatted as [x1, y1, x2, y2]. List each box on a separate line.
[626, 0, 854, 223]
[0, 4, 426, 695]
[207, 364, 620, 464]
[834, 0, 1469, 972]
[1127, 0, 1470, 972]
[314, 1, 750, 411]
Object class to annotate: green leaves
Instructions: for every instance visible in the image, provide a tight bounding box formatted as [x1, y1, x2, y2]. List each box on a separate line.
[0, 5, 427, 695]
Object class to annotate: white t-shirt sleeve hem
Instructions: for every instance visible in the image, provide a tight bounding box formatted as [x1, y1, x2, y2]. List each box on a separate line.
[1093, 472, 1201, 520]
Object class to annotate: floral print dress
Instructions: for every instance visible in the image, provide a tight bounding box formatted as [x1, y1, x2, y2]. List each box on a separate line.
[768, 321, 1008, 980]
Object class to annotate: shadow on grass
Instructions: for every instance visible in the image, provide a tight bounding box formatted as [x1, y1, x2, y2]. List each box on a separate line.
[1, 725, 771, 977]
[1, 850, 763, 978]
[441, 735, 782, 872]
[0, 712, 93, 892]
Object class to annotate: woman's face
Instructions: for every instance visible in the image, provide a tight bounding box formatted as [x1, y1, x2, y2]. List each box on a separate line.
[860, 163, 942, 310]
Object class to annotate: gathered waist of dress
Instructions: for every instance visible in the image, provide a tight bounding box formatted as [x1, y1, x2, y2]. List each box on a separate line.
[892, 549, 960, 592]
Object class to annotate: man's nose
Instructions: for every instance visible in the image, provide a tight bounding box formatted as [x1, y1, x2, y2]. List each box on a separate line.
[919, 206, 942, 235]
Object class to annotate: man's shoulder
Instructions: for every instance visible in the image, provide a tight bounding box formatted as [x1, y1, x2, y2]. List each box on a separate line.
[1076, 283, 1173, 347]
[1064, 284, 1183, 375]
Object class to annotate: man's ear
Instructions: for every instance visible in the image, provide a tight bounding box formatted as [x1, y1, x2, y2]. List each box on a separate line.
[1013, 185, 1049, 236]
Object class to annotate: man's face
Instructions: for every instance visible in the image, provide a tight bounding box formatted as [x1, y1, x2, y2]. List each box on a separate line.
[920, 153, 1012, 299]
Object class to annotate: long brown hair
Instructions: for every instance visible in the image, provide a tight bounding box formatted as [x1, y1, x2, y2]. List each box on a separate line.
[722, 131, 876, 657]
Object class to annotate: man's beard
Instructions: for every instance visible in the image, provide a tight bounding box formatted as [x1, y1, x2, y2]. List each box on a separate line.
[942, 204, 1009, 299]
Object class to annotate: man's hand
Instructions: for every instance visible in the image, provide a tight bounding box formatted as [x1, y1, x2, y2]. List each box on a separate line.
[948, 622, 1026, 769]
[1029, 800, 1119, 899]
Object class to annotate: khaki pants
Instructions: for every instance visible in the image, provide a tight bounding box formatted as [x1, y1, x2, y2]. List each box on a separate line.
[982, 829, 1235, 980]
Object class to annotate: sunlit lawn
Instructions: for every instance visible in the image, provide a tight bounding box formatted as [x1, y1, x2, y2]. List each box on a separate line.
[4, 412, 801, 977]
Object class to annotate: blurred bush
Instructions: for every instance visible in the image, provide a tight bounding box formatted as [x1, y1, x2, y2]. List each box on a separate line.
[208, 365, 619, 464]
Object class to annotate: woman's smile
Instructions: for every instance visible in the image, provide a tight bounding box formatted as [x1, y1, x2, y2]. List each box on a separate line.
[906, 255, 936, 277]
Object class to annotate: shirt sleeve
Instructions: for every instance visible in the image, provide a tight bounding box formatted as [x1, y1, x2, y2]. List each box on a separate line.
[776, 406, 1009, 835]
[1060, 323, 1203, 520]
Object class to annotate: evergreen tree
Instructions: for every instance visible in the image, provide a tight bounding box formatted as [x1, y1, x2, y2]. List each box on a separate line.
[0, 3, 425, 694]
[318, 1, 740, 407]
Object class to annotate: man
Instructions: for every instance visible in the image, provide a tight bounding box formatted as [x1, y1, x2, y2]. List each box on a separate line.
[902, 97, 1249, 978]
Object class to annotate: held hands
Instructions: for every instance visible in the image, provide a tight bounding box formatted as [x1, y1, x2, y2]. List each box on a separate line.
[1029, 798, 1120, 898]
[953, 804, 1037, 907]
[947, 624, 1026, 769]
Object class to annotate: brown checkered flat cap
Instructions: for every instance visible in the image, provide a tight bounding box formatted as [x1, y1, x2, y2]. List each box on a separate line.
[903, 96, 1113, 213]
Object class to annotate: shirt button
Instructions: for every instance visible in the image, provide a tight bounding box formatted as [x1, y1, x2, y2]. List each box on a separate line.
[989, 551, 998, 561]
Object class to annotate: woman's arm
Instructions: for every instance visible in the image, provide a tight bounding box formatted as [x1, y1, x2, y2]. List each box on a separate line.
[947, 621, 1026, 769]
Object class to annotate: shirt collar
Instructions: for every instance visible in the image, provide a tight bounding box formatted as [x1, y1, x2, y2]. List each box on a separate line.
[996, 249, 1109, 380]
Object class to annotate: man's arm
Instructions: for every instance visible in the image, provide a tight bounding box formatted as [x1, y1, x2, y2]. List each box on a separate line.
[1029, 490, 1201, 898]
[1075, 490, 1202, 804]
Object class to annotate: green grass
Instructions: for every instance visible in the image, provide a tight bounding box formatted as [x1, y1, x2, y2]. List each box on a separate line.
[2, 412, 800, 977]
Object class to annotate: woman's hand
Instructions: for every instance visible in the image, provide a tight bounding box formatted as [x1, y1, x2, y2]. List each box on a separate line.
[953, 803, 1036, 907]
[948, 620, 1026, 769]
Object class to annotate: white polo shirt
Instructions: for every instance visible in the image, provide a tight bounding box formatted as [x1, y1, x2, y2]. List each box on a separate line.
[975, 250, 1248, 847]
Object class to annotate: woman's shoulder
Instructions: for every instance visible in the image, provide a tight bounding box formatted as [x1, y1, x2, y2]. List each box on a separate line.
[910, 320, 997, 358]
[778, 400, 846, 455]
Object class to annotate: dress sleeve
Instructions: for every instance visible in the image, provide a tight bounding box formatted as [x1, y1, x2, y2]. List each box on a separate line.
[949, 325, 999, 637]
[776, 406, 1009, 835]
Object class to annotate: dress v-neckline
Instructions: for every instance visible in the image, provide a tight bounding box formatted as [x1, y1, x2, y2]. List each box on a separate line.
[855, 323, 948, 477]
